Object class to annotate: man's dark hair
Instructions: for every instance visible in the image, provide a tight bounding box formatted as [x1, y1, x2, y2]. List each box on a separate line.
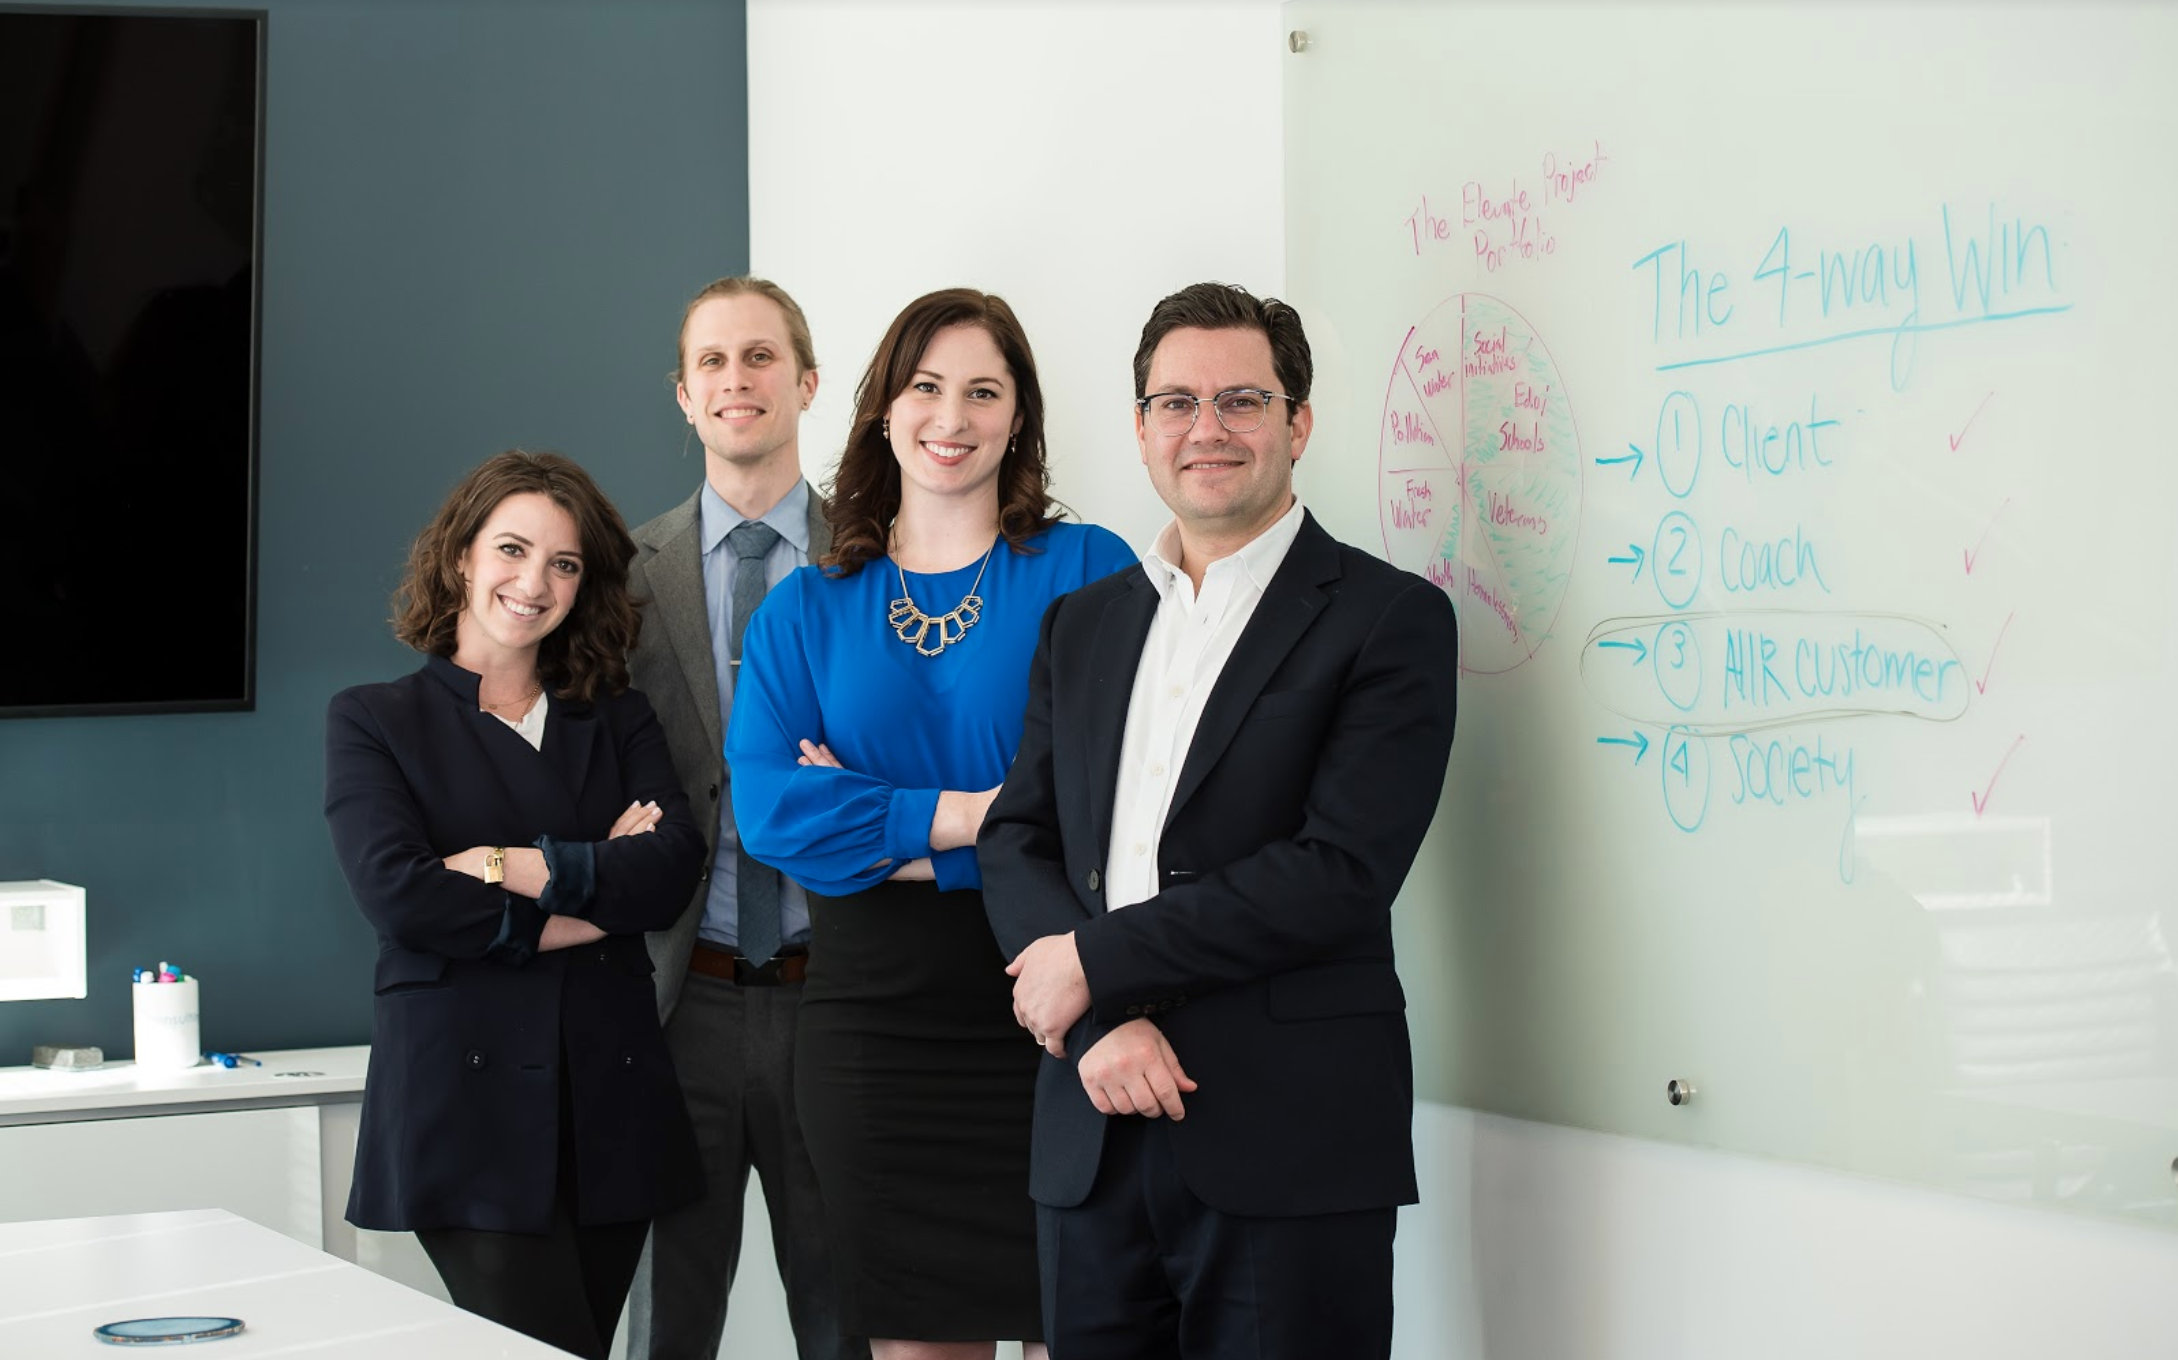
[1131, 282, 1312, 422]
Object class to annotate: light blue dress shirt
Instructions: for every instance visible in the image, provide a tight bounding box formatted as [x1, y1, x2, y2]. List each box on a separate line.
[697, 478, 813, 952]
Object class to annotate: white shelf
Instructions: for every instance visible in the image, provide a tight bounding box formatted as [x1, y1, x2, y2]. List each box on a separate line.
[0, 1046, 367, 1126]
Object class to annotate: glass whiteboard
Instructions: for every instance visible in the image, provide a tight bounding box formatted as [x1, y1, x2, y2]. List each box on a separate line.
[1283, 0, 2178, 1230]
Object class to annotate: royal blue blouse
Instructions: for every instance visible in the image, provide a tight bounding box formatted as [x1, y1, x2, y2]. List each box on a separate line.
[728, 521, 1136, 895]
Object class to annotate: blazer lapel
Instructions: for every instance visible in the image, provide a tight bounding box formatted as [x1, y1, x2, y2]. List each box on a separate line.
[539, 695, 600, 817]
[426, 655, 587, 831]
[1087, 571, 1159, 860]
[638, 480, 822, 759]
[806, 488, 833, 559]
[642, 499, 723, 757]
[1165, 514, 1339, 821]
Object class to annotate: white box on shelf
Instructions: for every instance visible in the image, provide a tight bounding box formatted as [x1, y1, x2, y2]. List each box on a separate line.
[0, 880, 87, 1001]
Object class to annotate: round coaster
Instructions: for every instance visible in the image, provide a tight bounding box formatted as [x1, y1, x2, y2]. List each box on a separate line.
[93, 1316, 245, 1345]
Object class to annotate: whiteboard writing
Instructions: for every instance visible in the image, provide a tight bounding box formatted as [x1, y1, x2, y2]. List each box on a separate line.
[1633, 205, 2071, 388]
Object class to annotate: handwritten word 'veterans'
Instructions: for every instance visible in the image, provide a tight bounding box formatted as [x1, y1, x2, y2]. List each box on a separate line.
[1406, 141, 1610, 271]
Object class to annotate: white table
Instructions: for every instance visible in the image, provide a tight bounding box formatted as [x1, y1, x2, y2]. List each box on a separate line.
[0, 1208, 565, 1356]
[0, 1047, 804, 1358]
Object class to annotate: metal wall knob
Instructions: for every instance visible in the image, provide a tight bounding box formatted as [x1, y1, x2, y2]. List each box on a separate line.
[1666, 1078, 1696, 1106]
[1288, 30, 1311, 54]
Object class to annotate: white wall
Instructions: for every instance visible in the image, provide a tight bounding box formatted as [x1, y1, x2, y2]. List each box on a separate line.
[747, 3, 2178, 1358]
[742, 7, 1283, 1354]
[749, 0, 1288, 554]
[1408, 1105, 2178, 1360]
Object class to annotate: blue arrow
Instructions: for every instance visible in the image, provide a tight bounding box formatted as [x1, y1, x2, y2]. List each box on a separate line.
[1596, 442, 1645, 479]
[1606, 544, 1646, 582]
[1598, 637, 1649, 665]
[1597, 731, 1651, 764]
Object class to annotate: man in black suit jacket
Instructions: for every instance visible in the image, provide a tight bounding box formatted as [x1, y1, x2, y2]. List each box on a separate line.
[981, 283, 1458, 1359]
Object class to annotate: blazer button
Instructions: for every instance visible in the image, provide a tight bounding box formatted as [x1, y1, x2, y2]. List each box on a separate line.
[596, 949, 610, 964]
[1125, 1004, 1141, 1017]
[707, 783, 719, 802]
[465, 1050, 486, 1070]
[1086, 869, 1101, 893]
[621, 1055, 637, 1070]
[698, 866, 711, 883]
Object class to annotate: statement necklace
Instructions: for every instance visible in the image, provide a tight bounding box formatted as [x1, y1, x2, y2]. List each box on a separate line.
[888, 541, 996, 657]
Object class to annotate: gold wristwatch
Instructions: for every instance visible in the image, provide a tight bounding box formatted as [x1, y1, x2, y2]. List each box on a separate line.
[483, 847, 507, 885]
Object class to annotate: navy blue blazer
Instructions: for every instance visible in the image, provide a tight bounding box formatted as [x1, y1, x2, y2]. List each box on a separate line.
[980, 513, 1459, 1217]
[325, 654, 705, 1233]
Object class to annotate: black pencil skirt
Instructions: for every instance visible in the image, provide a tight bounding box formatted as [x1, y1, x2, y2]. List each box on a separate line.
[795, 880, 1043, 1342]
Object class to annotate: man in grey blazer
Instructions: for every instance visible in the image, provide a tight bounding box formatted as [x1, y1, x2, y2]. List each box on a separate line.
[624, 277, 865, 1360]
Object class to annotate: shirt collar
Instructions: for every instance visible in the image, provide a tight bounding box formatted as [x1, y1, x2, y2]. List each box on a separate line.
[699, 478, 811, 557]
[1141, 497, 1306, 603]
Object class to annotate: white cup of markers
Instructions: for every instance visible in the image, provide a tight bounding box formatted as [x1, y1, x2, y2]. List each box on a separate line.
[131, 962, 202, 1071]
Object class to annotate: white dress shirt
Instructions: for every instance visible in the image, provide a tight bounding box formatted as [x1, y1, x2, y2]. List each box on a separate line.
[496, 690, 548, 751]
[1103, 498, 1306, 911]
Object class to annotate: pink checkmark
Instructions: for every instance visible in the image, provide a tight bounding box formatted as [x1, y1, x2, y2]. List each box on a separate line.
[1949, 391, 1995, 452]
[1964, 499, 2010, 575]
[1970, 735, 2026, 817]
[1974, 612, 2015, 696]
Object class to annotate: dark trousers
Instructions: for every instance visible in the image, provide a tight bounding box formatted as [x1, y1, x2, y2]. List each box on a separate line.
[416, 1202, 647, 1359]
[625, 969, 865, 1360]
[1037, 1117, 1397, 1360]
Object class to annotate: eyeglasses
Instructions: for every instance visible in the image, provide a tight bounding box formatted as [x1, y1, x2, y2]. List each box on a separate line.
[1136, 387, 1296, 436]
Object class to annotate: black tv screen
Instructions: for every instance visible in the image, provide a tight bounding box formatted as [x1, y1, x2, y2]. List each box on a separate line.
[0, 8, 262, 717]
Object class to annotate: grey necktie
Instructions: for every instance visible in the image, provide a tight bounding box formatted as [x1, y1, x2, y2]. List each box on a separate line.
[727, 521, 784, 966]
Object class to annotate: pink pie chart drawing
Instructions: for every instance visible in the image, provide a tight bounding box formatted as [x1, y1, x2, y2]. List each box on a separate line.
[1378, 293, 1581, 674]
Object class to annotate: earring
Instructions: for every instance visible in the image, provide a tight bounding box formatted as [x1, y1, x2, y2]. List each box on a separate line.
[882, 417, 890, 440]
[1009, 435, 1018, 454]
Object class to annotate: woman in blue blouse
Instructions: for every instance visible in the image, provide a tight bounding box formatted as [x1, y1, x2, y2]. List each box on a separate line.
[728, 289, 1134, 1360]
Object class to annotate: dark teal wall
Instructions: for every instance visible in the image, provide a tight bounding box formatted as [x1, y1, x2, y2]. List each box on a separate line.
[0, 0, 749, 1057]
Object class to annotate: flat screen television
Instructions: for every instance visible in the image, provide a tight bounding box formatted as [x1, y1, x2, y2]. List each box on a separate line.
[0, 7, 263, 717]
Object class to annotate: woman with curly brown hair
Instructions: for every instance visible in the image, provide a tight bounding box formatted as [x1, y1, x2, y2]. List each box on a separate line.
[324, 449, 705, 1360]
[727, 290, 1134, 1360]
